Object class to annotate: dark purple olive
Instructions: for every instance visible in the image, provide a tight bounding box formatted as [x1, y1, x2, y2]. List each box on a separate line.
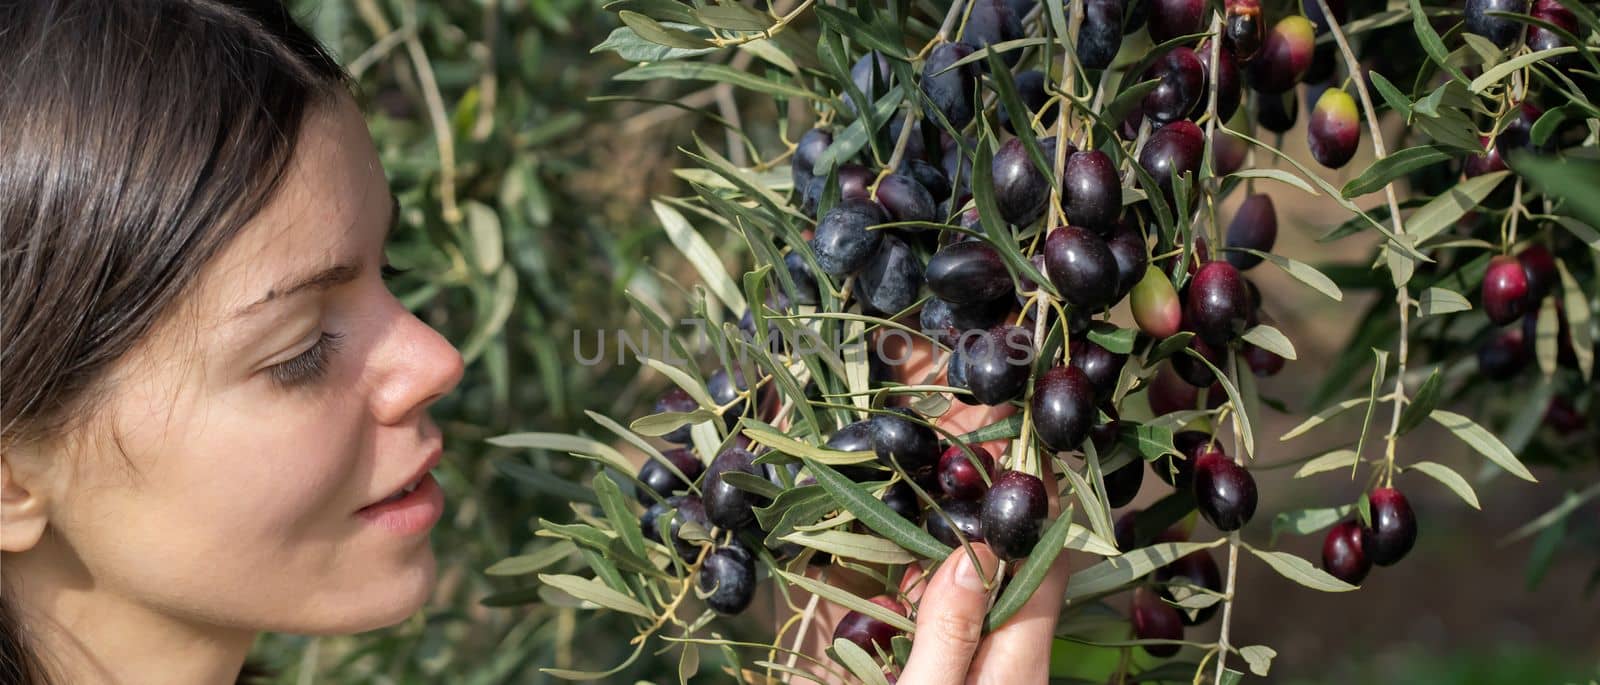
[1103, 454, 1146, 508]
[636, 447, 706, 504]
[1244, 342, 1285, 376]
[881, 480, 923, 524]
[1529, 0, 1583, 70]
[655, 386, 700, 445]
[1070, 338, 1128, 401]
[900, 158, 953, 204]
[962, 325, 1035, 405]
[1170, 333, 1228, 387]
[926, 240, 1013, 304]
[1000, 69, 1058, 135]
[1225, 0, 1264, 58]
[1032, 365, 1099, 452]
[1156, 430, 1214, 489]
[1321, 519, 1370, 584]
[1079, 0, 1125, 69]
[1148, 0, 1205, 44]
[698, 543, 757, 614]
[873, 174, 938, 225]
[1045, 226, 1120, 310]
[1224, 194, 1277, 270]
[1309, 88, 1361, 169]
[1131, 586, 1184, 657]
[992, 137, 1056, 226]
[703, 448, 770, 530]
[833, 595, 907, 656]
[1125, 0, 1151, 34]
[871, 407, 941, 474]
[810, 199, 885, 278]
[1193, 451, 1257, 531]
[1148, 362, 1198, 416]
[1213, 134, 1247, 176]
[939, 444, 997, 500]
[1106, 221, 1151, 302]
[1477, 326, 1530, 380]
[707, 367, 750, 429]
[838, 164, 875, 201]
[1360, 487, 1417, 566]
[1138, 120, 1205, 209]
[1144, 47, 1206, 124]
[1193, 41, 1241, 123]
[1518, 244, 1558, 304]
[963, 0, 1025, 70]
[1483, 255, 1531, 326]
[640, 495, 710, 560]
[857, 234, 925, 316]
[1255, 90, 1298, 133]
[1185, 261, 1250, 346]
[926, 497, 986, 547]
[922, 42, 978, 130]
[1466, 0, 1529, 48]
[1544, 395, 1587, 434]
[826, 420, 888, 482]
[844, 52, 893, 116]
[1496, 101, 1545, 156]
[784, 250, 823, 306]
[1155, 550, 1223, 624]
[1064, 150, 1124, 234]
[981, 471, 1050, 560]
[793, 128, 833, 187]
[1248, 16, 1316, 94]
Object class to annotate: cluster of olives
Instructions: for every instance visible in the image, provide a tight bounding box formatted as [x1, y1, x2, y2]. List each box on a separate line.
[637, 392, 1057, 622]
[1319, 487, 1419, 586]
[612, 0, 1597, 672]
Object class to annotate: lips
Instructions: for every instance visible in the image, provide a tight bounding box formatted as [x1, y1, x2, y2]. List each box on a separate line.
[361, 443, 443, 512]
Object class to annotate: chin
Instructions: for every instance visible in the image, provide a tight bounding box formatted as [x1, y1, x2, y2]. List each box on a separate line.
[305, 547, 439, 635]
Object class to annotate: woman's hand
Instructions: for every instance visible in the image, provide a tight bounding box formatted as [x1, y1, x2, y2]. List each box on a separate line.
[789, 328, 1072, 684]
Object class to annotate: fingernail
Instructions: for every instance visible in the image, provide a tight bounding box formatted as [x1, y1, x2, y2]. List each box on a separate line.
[954, 552, 987, 593]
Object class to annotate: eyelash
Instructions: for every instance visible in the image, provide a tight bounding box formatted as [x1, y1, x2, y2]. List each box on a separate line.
[268, 264, 409, 389]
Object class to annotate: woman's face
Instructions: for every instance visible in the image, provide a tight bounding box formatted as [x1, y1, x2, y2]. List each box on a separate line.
[12, 93, 465, 636]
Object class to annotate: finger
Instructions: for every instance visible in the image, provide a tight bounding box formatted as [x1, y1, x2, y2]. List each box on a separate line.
[898, 543, 1003, 685]
[964, 550, 1073, 684]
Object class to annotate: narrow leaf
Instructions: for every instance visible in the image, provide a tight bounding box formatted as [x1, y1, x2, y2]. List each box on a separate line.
[1407, 460, 1482, 509]
[1244, 546, 1359, 592]
[804, 458, 953, 559]
[1409, 171, 1512, 244]
[1294, 449, 1360, 478]
[1417, 287, 1472, 316]
[1241, 324, 1298, 360]
[987, 511, 1074, 630]
[1342, 146, 1450, 198]
[536, 574, 654, 617]
[1429, 409, 1538, 482]
[1231, 248, 1344, 301]
[1396, 367, 1442, 435]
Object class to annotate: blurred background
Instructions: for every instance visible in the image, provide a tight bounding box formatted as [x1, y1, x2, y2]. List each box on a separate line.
[252, 1, 1600, 682]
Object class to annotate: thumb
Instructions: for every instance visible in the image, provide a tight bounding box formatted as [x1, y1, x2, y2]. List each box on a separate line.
[897, 543, 1002, 685]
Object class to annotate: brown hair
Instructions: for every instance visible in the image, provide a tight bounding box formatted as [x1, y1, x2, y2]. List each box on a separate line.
[0, 1, 351, 682]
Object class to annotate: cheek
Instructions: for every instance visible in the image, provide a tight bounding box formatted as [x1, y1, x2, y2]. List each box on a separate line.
[57, 382, 377, 626]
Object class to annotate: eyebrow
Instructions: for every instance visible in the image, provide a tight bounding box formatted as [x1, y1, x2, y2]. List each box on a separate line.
[232, 193, 400, 320]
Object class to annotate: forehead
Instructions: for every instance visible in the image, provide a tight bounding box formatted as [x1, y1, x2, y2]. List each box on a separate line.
[196, 97, 388, 327]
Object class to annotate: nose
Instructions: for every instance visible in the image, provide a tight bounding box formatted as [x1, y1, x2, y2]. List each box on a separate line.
[369, 302, 465, 427]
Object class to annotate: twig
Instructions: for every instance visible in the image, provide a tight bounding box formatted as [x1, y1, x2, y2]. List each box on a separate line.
[1311, 0, 1410, 482]
[401, 0, 462, 226]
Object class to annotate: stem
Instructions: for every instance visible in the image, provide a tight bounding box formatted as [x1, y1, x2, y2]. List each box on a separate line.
[401, 0, 462, 226]
[1213, 353, 1246, 684]
[1312, 0, 1411, 483]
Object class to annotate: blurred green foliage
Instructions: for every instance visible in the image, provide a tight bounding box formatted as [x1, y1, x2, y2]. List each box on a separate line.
[247, 0, 693, 681]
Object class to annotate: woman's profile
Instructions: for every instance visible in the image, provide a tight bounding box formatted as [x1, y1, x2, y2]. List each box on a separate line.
[2, 2, 465, 683]
[0, 3, 1070, 683]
